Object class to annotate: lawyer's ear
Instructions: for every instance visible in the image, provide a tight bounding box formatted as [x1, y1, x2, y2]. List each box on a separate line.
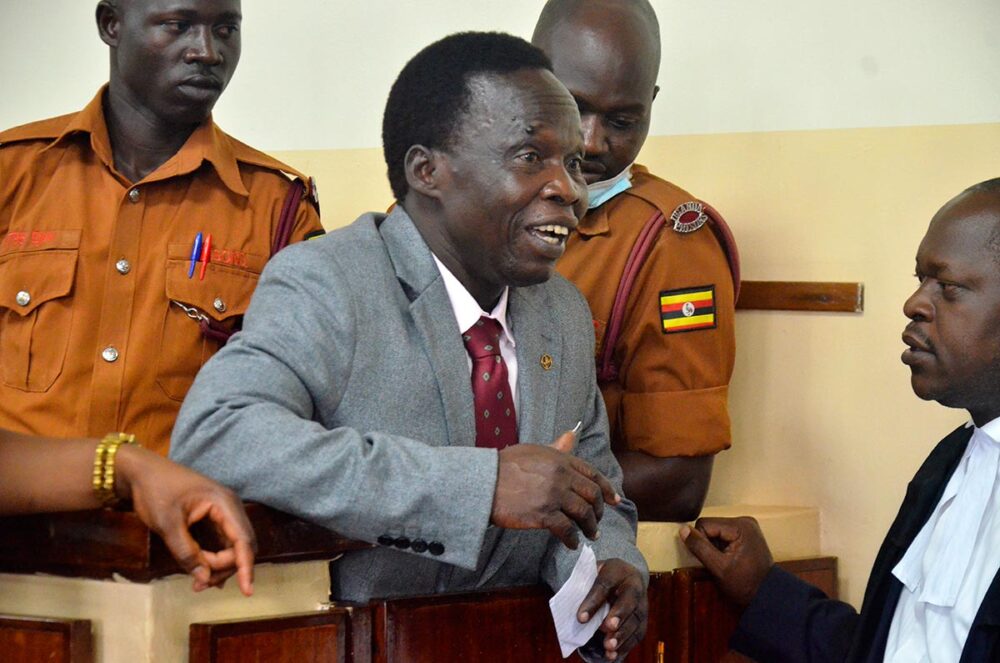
[404, 145, 448, 201]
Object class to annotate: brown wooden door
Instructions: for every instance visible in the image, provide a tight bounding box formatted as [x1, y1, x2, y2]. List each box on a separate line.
[0, 614, 93, 663]
[373, 585, 572, 662]
[190, 608, 371, 663]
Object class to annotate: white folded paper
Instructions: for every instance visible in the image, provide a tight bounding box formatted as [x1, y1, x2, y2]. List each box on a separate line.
[549, 544, 610, 658]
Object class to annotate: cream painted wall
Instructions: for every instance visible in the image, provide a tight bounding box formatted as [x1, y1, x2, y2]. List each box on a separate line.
[3, 0, 1000, 613]
[2, 1, 999, 148]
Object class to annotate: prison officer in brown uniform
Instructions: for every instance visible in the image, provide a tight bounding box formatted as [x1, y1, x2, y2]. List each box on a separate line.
[533, 0, 739, 521]
[0, 0, 322, 456]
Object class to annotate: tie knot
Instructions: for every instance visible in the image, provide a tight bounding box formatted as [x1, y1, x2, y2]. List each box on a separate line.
[463, 316, 503, 359]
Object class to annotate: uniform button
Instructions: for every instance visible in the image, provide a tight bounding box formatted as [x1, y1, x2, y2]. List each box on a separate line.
[115, 259, 131, 275]
[411, 539, 428, 553]
[128, 188, 141, 203]
[213, 297, 227, 313]
[377, 535, 394, 546]
[428, 541, 445, 556]
[101, 346, 119, 363]
[393, 537, 411, 549]
[15, 290, 30, 307]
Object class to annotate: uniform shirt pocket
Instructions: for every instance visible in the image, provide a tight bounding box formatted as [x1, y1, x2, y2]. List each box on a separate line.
[156, 243, 262, 401]
[0, 232, 81, 392]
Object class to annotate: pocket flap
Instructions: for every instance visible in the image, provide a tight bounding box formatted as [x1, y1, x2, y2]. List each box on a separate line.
[165, 243, 262, 322]
[0, 249, 79, 316]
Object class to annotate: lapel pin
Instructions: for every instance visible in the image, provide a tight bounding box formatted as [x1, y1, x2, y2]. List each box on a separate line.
[540, 354, 553, 371]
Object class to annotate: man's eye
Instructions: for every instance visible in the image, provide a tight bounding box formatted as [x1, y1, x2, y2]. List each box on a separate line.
[163, 20, 190, 33]
[216, 24, 239, 38]
[518, 152, 540, 164]
[567, 157, 583, 172]
[608, 117, 637, 130]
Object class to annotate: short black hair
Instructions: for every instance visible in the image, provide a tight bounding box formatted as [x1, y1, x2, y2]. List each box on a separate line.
[382, 31, 552, 202]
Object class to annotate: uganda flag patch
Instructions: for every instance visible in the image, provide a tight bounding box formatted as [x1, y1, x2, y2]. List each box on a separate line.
[660, 285, 716, 334]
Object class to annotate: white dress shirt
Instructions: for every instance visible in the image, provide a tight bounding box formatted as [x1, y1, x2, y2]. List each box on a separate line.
[885, 416, 1000, 662]
[432, 255, 518, 404]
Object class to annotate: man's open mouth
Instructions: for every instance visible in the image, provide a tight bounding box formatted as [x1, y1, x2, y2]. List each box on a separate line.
[531, 224, 571, 246]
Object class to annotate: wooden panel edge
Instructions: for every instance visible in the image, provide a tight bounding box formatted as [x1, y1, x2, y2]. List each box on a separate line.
[736, 281, 864, 313]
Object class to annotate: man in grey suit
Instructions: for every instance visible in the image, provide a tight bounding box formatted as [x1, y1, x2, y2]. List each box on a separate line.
[171, 32, 648, 661]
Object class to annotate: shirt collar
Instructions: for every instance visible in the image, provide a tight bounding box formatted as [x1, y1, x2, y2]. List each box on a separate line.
[44, 85, 248, 197]
[979, 416, 1000, 444]
[432, 254, 515, 346]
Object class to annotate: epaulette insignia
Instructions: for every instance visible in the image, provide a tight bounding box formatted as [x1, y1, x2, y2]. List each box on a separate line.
[660, 285, 716, 333]
[670, 201, 707, 233]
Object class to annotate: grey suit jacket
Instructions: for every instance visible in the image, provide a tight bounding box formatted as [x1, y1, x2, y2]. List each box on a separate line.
[170, 206, 647, 603]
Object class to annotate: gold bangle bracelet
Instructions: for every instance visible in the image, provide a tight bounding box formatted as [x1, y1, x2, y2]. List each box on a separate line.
[92, 433, 136, 507]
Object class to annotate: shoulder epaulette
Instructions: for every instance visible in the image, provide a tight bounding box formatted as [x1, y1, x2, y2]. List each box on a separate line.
[0, 113, 76, 147]
[226, 135, 316, 204]
[624, 169, 694, 214]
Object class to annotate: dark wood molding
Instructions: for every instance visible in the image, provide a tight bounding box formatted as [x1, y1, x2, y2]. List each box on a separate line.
[0, 503, 370, 582]
[0, 614, 93, 663]
[737, 281, 864, 313]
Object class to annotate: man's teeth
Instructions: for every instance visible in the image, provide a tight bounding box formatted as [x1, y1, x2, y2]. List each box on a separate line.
[534, 225, 569, 245]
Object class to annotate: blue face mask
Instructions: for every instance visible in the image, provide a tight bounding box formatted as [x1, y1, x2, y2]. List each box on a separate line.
[586, 164, 634, 210]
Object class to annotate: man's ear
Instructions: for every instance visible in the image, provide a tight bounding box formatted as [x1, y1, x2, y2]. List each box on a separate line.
[96, 1, 121, 48]
[404, 145, 446, 201]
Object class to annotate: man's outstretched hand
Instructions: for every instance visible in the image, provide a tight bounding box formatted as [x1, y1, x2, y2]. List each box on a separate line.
[680, 516, 773, 607]
[491, 427, 620, 549]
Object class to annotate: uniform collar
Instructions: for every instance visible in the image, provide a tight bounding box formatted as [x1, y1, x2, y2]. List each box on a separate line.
[576, 163, 651, 238]
[44, 85, 249, 197]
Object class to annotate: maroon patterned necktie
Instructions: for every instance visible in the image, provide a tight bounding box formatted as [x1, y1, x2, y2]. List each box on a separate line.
[462, 316, 518, 449]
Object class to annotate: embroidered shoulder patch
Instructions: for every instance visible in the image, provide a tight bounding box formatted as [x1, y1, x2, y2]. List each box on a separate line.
[670, 201, 707, 233]
[660, 285, 716, 333]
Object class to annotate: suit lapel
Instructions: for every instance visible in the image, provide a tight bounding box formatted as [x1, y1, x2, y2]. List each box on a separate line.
[852, 425, 974, 662]
[379, 207, 476, 447]
[509, 285, 561, 446]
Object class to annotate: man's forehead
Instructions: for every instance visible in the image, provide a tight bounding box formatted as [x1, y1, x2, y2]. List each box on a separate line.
[465, 70, 577, 125]
[119, 0, 242, 19]
[919, 198, 1000, 265]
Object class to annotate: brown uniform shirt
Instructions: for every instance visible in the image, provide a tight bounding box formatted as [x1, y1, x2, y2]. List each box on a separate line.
[0, 89, 323, 455]
[557, 165, 736, 458]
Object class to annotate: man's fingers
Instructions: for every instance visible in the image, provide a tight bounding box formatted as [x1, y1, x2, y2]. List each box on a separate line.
[577, 576, 613, 623]
[544, 512, 580, 549]
[550, 428, 576, 454]
[568, 456, 619, 506]
[680, 524, 727, 575]
[694, 516, 747, 545]
[234, 538, 255, 596]
[158, 518, 211, 586]
[605, 612, 642, 661]
[570, 475, 605, 525]
[204, 497, 256, 595]
[562, 492, 599, 540]
[611, 611, 641, 648]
